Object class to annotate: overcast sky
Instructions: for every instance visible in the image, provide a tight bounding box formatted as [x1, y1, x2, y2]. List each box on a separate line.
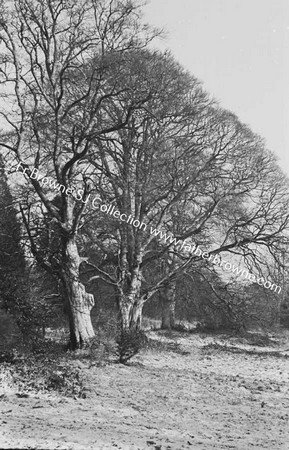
[144, 0, 289, 175]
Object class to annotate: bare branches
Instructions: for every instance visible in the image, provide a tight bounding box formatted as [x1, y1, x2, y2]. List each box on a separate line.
[0, 0, 156, 230]
[83, 48, 289, 305]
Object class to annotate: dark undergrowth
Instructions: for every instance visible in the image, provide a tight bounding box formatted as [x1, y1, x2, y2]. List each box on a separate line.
[0, 343, 86, 398]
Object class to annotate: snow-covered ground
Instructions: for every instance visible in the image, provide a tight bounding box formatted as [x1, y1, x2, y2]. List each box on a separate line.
[1, 331, 289, 449]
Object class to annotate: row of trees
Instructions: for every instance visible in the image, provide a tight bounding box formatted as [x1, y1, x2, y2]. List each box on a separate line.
[1, 0, 289, 349]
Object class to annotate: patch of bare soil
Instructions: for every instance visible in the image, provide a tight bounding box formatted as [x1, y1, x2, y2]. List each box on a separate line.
[1, 332, 289, 449]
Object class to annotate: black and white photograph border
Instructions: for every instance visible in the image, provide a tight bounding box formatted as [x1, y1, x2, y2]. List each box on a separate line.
[0, 1, 289, 449]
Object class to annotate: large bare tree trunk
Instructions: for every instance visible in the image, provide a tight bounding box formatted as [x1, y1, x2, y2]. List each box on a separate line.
[63, 238, 95, 349]
[160, 281, 176, 330]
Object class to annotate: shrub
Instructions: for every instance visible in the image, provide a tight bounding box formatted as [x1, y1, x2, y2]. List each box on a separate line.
[116, 328, 148, 364]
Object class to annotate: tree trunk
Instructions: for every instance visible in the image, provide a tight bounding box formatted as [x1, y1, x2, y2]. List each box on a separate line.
[64, 280, 95, 349]
[119, 297, 144, 330]
[118, 274, 144, 331]
[119, 301, 131, 330]
[131, 301, 143, 330]
[63, 237, 95, 349]
[160, 281, 176, 330]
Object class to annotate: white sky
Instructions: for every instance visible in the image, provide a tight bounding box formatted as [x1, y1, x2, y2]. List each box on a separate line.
[143, 0, 289, 175]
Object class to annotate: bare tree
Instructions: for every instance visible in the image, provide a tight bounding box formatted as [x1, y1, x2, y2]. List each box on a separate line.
[83, 50, 289, 330]
[0, 0, 156, 348]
